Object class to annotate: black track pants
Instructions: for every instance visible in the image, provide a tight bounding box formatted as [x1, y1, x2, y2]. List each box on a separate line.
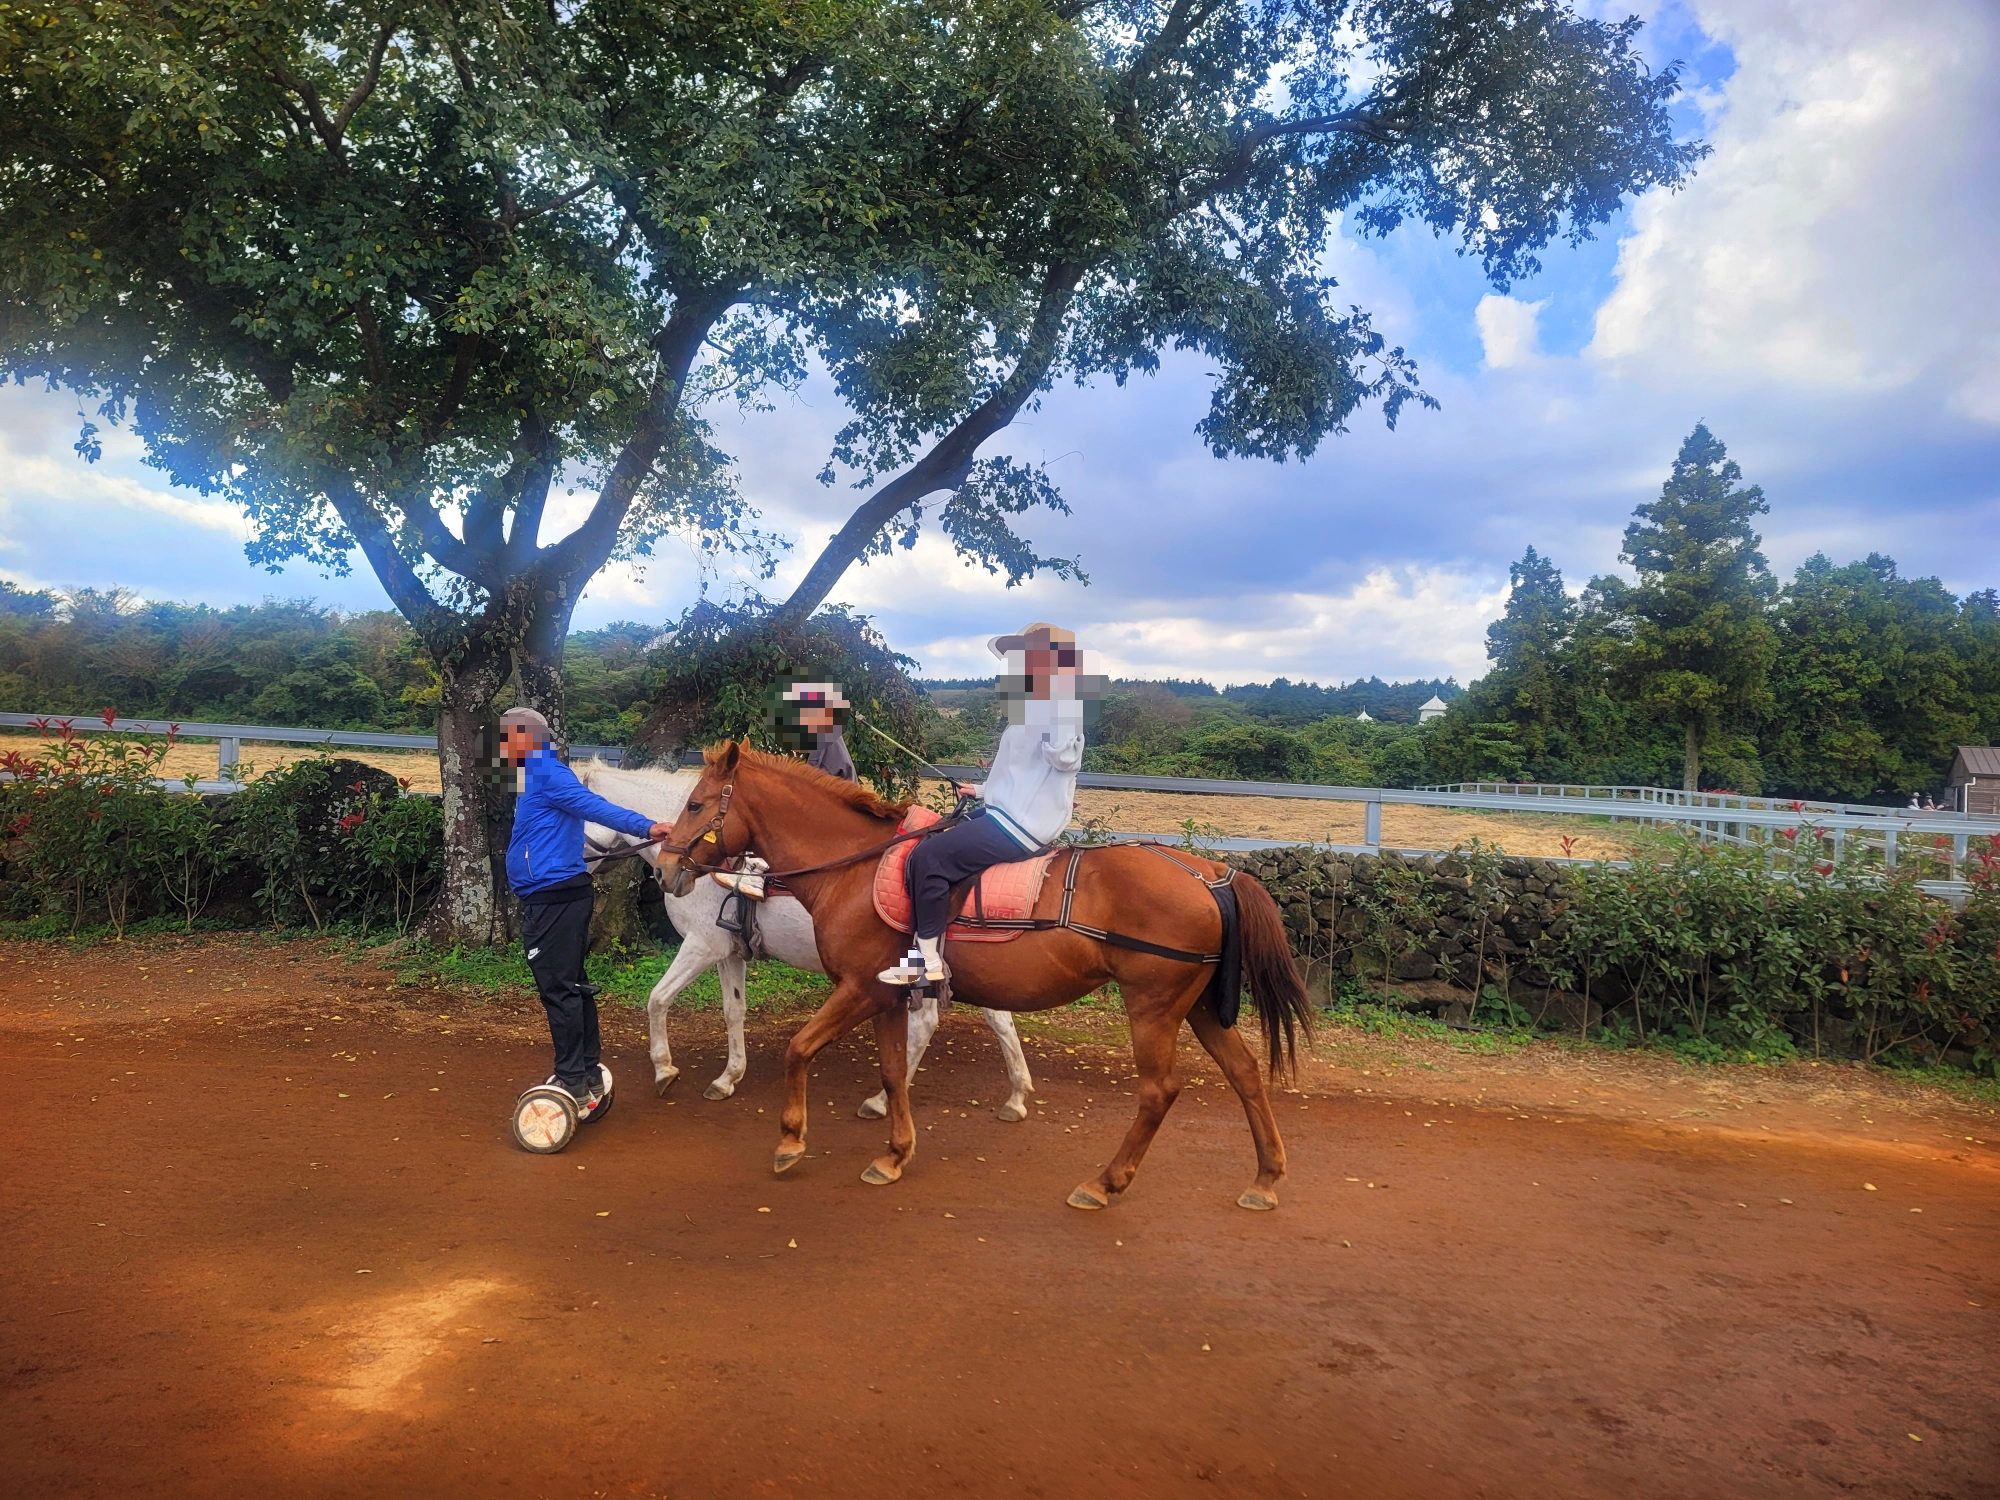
[905, 811, 1039, 939]
[520, 889, 599, 1090]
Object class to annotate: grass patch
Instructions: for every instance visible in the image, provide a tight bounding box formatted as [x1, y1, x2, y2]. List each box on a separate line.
[1874, 1056, 2000, 1108]
[384, 939, 833, 1014]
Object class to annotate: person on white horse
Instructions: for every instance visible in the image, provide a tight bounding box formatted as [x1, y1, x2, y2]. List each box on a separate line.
[893, 622, 1095, 986]
[716, 680, 857, 903]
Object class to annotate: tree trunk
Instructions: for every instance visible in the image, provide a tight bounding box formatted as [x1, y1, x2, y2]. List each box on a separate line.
[514, 572, 582, 747]
[1682, 719, 1701, 793]
[428, 640, 511, 948]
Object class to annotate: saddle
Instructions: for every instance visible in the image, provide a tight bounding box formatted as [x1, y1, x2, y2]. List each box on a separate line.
[872, 807, 1058, 944]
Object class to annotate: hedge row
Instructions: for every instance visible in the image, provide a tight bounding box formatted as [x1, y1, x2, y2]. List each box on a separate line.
[1223, 836, 2000, 1070]
[0, 721, 441, 935]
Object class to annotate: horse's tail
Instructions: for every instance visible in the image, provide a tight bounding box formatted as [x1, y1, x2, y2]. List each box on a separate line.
[1232, 873, 1315, 1079]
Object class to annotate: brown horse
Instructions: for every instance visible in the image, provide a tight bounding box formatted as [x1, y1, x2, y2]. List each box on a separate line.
[661, 743, 1313, 1211]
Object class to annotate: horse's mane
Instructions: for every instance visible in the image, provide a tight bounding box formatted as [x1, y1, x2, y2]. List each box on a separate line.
[706, 741, 910, 821]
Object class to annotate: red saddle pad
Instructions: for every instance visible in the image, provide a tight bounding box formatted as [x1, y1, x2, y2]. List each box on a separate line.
[872, 806, 1057, 943]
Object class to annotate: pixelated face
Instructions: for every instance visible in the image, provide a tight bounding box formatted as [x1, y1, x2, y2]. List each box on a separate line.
[492, 720, 550, 780]
[995, 638, 1107, 726]
[765, 680, 850, 750]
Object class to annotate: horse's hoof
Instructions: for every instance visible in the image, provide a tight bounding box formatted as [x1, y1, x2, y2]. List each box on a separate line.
[703, 1080, 734, 1101]
[860, 1158, 902, 1186]
[995, 1100, 1027, 1123]
[772, 1147, 806, 1174]
[653, 1068, 680, 1098]
[1067, 1183, 1110, 1211]
[1237, 1187, 1279, 1212]
[855, 1094, 888, 1120]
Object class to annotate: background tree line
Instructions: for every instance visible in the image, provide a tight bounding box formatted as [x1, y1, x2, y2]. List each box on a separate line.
[8, 421, 1992, 806]
[1425, 425, 2000, 802]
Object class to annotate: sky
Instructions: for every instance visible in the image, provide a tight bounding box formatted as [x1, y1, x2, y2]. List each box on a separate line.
[2, 0, 1994, 688]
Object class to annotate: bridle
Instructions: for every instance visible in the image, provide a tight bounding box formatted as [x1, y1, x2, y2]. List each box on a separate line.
[582, 776, 738, 876]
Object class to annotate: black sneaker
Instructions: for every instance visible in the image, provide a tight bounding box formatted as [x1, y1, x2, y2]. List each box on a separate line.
[552, 1073, 602, 1110]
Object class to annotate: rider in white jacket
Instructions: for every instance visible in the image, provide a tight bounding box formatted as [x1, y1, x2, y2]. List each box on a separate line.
[895, 623, 1094, 984]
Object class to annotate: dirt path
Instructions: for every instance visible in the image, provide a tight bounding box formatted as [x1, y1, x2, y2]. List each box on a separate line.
[3, 936, 1995, 1499]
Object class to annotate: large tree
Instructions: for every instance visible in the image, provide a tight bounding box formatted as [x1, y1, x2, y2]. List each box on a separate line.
[1, 0, 1102, 940]
[3, 0, 1703, 938]
[749, 0, 1708, 650]
[1619, 423, 1778, 792]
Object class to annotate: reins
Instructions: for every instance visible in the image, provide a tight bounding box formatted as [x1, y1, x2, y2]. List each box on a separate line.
[578, 763, 1229, 970]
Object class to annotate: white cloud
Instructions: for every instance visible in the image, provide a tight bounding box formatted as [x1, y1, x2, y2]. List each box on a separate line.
[1589, 0, 2000, 418]
[905, 567, 1507, 683]
[1475, 295, 1549, 368]
[2, 452, 248, 537]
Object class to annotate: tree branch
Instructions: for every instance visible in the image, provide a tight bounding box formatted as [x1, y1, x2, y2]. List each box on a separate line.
[331, 24, 398, 141]
[424, 332, 480, 443]
[772, 262, 1086, 629]
[510, 177, 601, 228]
[353, 297, 391, 386]
[540, 285, 740, 583]
[323, 475, 448, 629]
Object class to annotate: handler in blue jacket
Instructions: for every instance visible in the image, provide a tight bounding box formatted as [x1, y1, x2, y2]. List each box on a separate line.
[499, 705, 674, 1112]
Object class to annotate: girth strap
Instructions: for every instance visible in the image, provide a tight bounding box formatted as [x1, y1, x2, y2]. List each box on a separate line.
[944, 844, 1224, 965]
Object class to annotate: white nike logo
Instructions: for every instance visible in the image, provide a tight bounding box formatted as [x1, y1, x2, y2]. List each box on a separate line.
[527, 948, 539, 959]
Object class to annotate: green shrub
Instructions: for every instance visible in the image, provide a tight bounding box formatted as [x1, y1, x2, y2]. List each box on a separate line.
[0, 711, 224, 935]
[0, 717, 444, 935]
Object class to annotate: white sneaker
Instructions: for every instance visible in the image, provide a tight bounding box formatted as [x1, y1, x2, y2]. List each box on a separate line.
[710, 857, 769, 900]
[877, 942, 946, 987]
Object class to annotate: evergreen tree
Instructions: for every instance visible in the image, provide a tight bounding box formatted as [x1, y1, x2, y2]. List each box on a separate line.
[1619, 424, 1778, 791]
[1486, 547, 1576, 669]
[1767, 555, 1984, 801]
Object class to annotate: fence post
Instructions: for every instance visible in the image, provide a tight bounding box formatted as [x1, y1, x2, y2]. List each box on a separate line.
[218, 737, 239, 772]
[1364, 796, 1382, 849]
[1883, 828, 1897, 871]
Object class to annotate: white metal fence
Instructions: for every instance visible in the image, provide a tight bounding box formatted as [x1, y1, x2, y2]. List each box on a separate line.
[0, 711, 626, 777]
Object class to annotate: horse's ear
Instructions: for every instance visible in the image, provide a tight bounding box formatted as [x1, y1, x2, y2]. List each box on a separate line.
[720, 740, 741, 772]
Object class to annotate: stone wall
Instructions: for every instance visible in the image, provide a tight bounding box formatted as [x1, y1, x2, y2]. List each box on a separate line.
[1219, 844, 1600, 1028]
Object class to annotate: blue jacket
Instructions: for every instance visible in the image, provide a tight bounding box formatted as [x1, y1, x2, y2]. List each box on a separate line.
[506, 749, 657, 898]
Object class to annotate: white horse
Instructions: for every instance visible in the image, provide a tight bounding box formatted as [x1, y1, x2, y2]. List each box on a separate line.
[574, 761, 1035, 1122]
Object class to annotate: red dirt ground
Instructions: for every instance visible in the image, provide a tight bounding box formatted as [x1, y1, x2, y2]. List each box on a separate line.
[2, 934, 1996, 1500]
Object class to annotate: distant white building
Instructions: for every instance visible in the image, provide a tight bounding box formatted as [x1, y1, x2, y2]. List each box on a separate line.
[1418, 694, 1448, 723]
[1355, 709, 1374, 722]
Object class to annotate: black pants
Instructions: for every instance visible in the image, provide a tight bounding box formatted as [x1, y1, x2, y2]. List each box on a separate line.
[521, 884, 599, 1090]
[906, 811, 1039, 938]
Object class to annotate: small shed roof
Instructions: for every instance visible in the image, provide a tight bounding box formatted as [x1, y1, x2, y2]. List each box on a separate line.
[1420, 695, 1448, 710]
[1950, 746, 2000, 783]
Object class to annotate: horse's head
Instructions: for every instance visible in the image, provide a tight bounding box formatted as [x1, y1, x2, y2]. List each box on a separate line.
[659, 741, 750, 895]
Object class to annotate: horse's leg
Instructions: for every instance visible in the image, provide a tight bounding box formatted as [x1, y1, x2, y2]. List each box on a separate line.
[643, 935, 725, 1095]
[1067, 999, 1185, 1211]
[857, 992, 937, 1119]
[704, 950, 750, 1099]
[774, 981, 882, 1174]
[1187, 999, 1289, 1211]
[981, 1007, 1034, 1122]
[860, 1005, 918, 1186]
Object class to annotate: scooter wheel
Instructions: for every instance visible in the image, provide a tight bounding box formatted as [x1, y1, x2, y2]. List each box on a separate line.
[512, 1085, 579, 1154]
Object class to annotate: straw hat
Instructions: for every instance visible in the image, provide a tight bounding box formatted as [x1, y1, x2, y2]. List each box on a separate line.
[987, 622, 1076, 657]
